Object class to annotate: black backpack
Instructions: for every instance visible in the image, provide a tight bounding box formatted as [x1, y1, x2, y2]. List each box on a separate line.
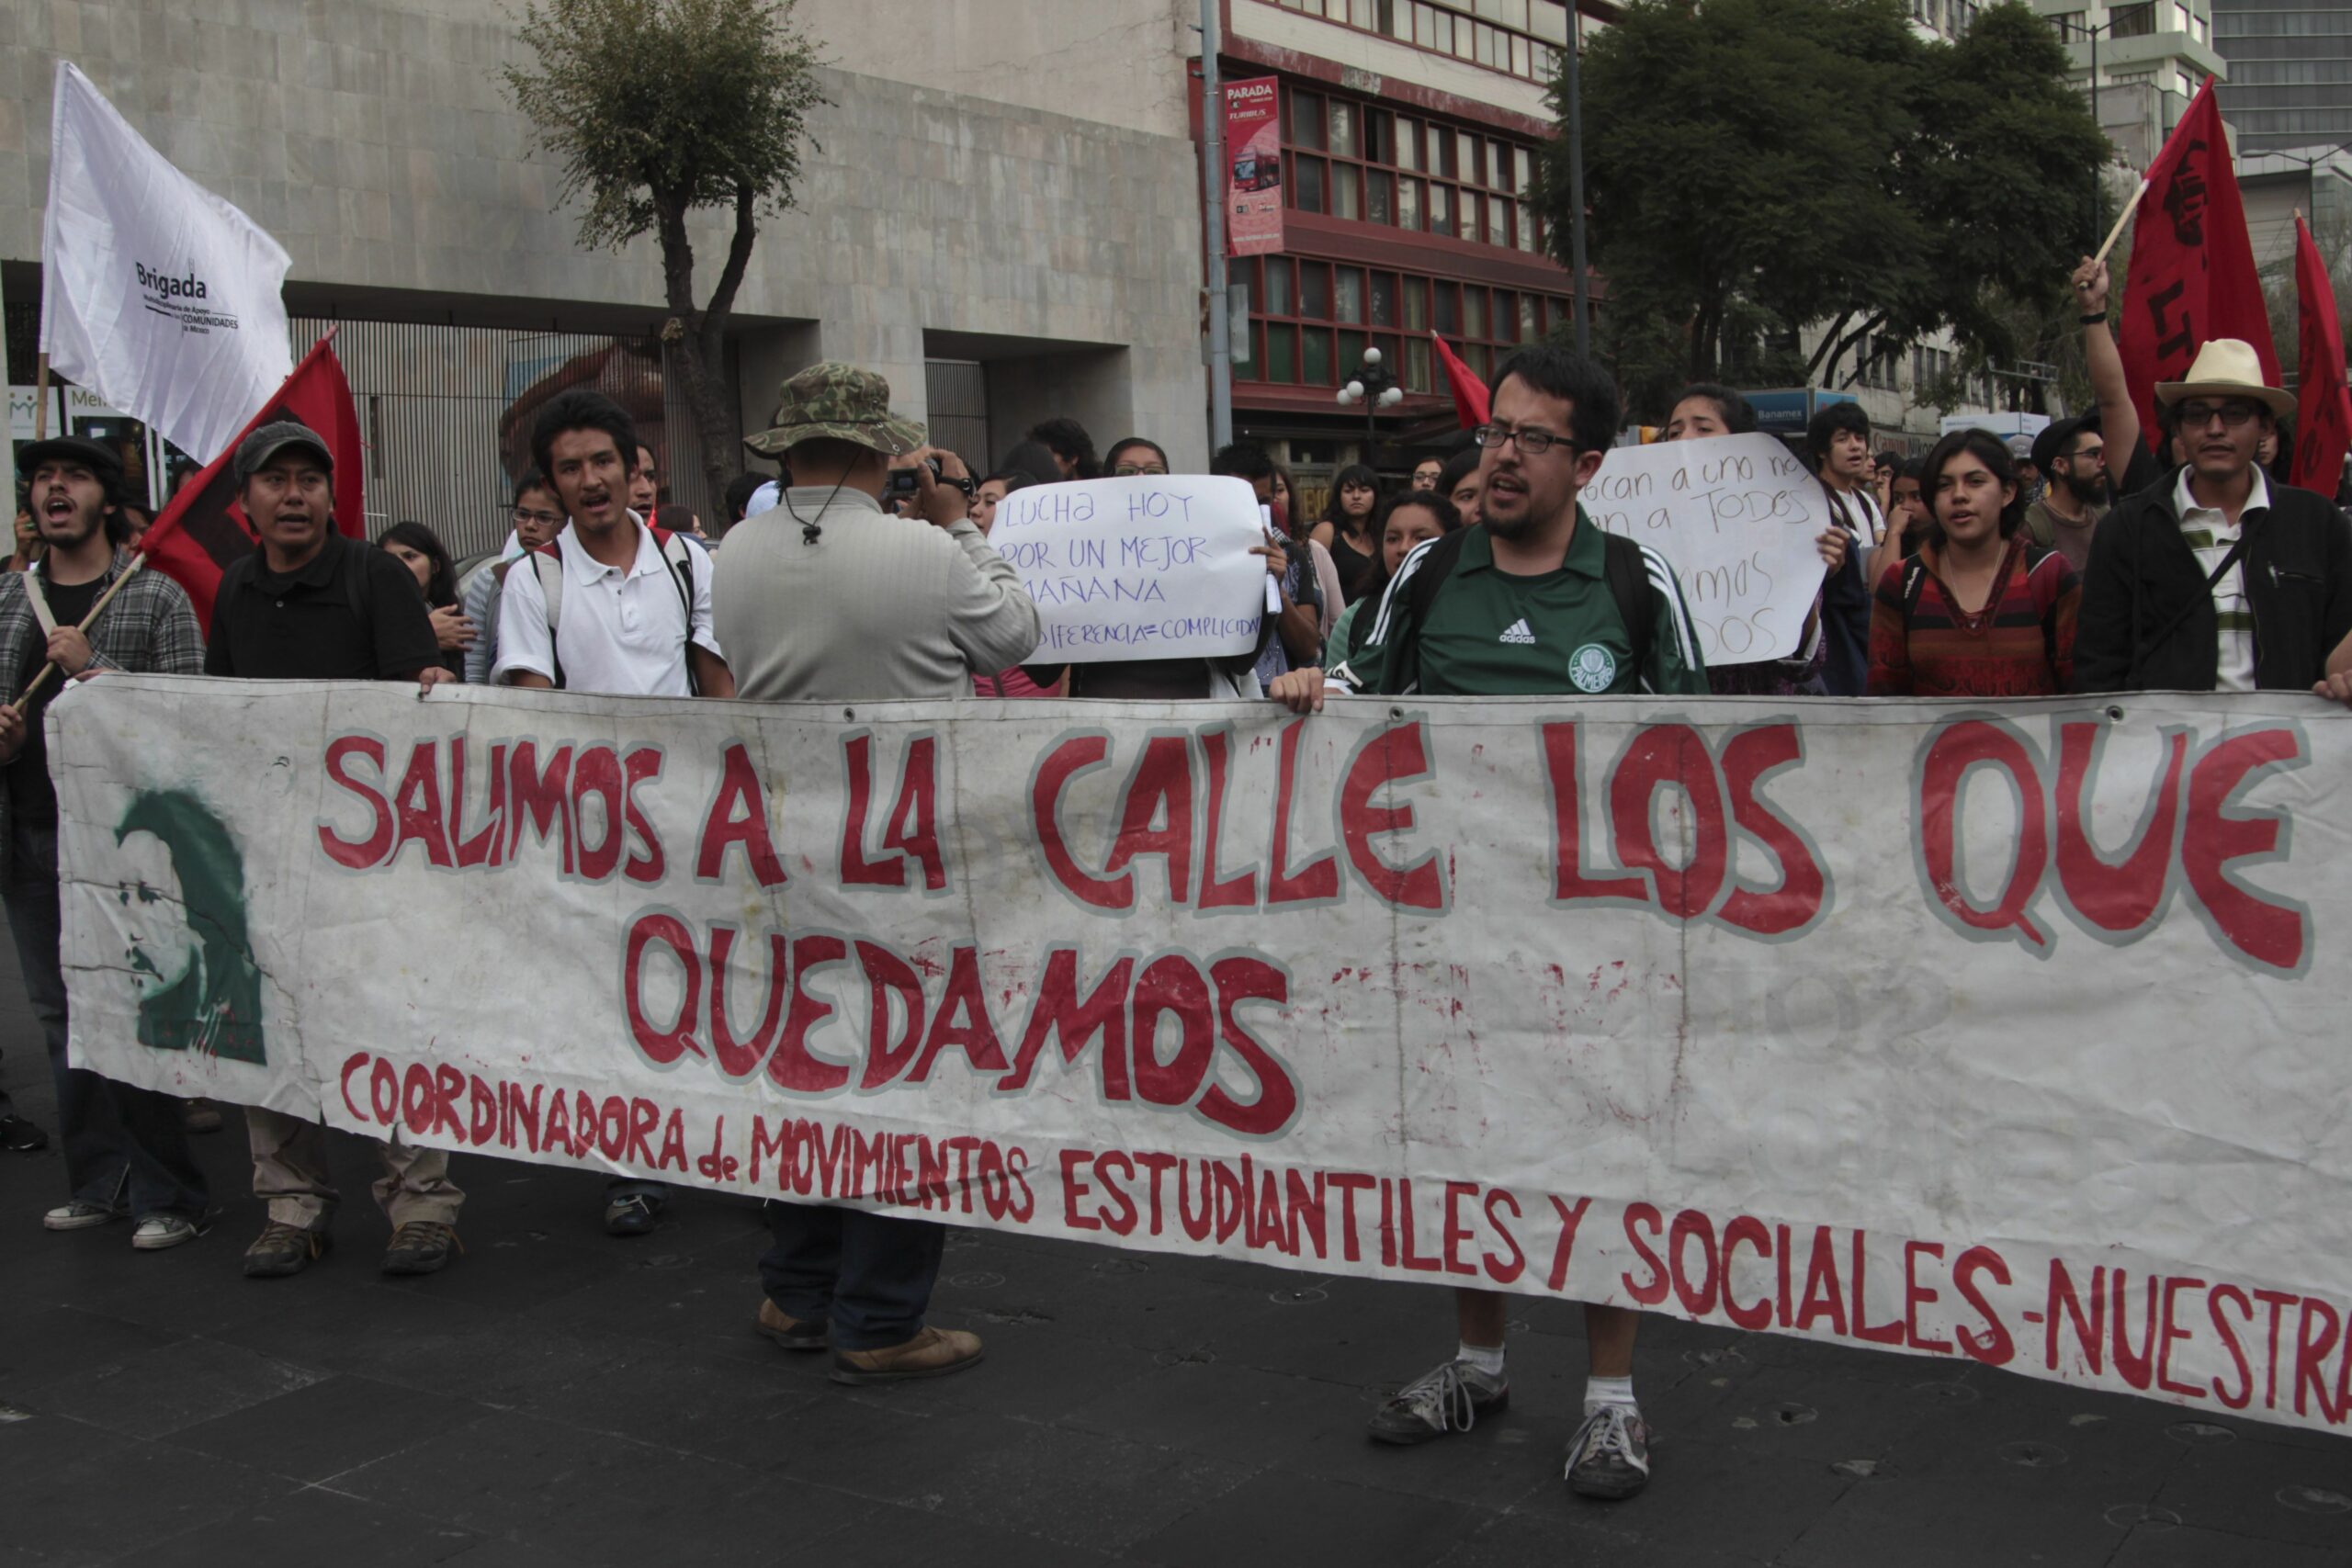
[1351, 525, 1657, 691]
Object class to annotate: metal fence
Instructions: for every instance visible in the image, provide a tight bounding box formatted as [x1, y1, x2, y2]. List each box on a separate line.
[298, 317, 714, 560]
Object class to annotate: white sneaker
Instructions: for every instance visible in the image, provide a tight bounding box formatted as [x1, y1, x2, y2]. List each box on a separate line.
[1565, 1404, 1652, 1499]
[1367, 1358, 1509, 1444]
[130, 1214, 203, 1251]
[44, 1200, 126, 1232]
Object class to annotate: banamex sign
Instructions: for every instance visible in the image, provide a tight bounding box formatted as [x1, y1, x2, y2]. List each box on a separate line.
[52, 675, 2352, 1433]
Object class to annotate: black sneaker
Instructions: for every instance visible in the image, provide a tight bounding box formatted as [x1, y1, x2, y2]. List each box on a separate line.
[381, 1221, 460, 1276]
[603, 1194, 659, 1237]
[1367, 1359, 1509, 1445]
[1565, 1404, 1652, 1499]
[0, 1114, 49, 1153]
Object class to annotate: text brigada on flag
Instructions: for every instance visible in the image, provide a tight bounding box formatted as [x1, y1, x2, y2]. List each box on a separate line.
[2117, 75, 2279, 459]
[139, 336, 368, 632]
[38, 59, 292, 465]
[2292, 213, 2352, 496]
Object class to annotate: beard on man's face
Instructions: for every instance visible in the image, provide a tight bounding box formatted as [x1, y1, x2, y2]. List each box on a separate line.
[2061, 463, 2109, 504]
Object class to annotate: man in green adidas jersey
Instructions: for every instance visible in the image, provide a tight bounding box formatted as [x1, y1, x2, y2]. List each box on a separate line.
[1270, 344, 1705, 1501]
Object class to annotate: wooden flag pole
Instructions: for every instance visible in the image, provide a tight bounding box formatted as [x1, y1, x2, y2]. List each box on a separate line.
[30, 353, 50, 441]
[2092, 179, 2147, 269]
[9, 553, 153, 711]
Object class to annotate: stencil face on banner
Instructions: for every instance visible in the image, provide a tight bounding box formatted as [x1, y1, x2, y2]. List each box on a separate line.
[1580, 434, 1831, 665]
[989, 475, 1268, 662]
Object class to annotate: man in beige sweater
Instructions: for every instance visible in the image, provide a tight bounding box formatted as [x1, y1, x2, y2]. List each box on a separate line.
[717, 361, 1038, 1384]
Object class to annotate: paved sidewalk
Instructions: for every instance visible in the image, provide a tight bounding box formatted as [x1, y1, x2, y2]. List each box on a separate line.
[3, 1025, 2349, 1564]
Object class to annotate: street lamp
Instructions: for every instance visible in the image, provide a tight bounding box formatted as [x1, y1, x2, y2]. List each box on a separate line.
[1334, 344, 1406, 457]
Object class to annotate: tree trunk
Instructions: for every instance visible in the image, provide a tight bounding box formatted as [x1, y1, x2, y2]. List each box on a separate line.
[1805, 310, 1856, 382]
[651, 184, 761, 520]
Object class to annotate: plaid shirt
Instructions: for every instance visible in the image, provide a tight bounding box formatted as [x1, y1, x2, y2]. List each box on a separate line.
[0, 552, 204, 878]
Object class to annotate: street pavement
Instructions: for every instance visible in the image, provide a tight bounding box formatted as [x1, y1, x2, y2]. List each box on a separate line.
[2, 966, 2349, 1566]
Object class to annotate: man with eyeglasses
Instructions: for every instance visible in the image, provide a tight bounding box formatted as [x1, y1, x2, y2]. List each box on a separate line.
[2075, 338, 2352, 701]
[1269, 345, 1704, 1503]
[461, 470, 567, 683]
[1103, 436, 1170, 478]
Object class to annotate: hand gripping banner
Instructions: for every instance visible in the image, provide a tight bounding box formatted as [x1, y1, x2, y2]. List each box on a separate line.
[53, 677, 2352, 1434]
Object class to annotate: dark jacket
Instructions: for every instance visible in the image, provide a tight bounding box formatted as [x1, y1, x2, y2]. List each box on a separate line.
[2074, 470, 2352, 694]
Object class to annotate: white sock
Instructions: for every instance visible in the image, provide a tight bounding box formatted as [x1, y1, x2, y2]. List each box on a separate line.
[1585, 1374, 1635, 1416]
[1458, 1341, 1506, 1378]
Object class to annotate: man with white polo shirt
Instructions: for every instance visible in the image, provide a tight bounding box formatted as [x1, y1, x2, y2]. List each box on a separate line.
[493, 389, 734, 1236]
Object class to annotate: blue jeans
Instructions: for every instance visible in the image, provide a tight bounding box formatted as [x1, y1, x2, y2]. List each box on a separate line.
[759, 1202, 944, 1351]
[5, 821, 209, 1221]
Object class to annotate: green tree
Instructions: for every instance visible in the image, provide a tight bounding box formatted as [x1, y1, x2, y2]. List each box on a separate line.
[505, 0, 826, 507]
[1546, 0, 2106, 421]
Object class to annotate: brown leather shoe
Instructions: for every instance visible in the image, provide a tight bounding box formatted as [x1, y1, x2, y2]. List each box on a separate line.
[829, 1326, 984, 1385]
[755, 1298, 829, 1352]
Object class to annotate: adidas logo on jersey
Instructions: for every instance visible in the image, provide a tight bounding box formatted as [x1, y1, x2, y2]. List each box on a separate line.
[1498, 618, 1536, 645]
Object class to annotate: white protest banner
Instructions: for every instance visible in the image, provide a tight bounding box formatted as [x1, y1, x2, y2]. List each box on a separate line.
[1582, 433, 1829, 666]
[39, 61, 293, 464]
[989, 476, 1267, 661]
[55, 677, 2352, 1434]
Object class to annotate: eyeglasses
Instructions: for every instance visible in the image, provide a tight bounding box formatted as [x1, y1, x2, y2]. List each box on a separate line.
[2175, 401, 2261, 431]
[514, 507, 564, 526]
[1470, 423, 1572, 457]
[1112, 463, 1168, 477]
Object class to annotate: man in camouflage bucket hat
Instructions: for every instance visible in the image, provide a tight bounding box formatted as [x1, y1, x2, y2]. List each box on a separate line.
[717, 368, 1038, 1384]
[743, 362, 928, 461]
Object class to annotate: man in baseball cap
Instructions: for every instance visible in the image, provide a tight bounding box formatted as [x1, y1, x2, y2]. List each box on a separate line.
[232, 420, 334, 484]
[2005, 432, 2046, 508]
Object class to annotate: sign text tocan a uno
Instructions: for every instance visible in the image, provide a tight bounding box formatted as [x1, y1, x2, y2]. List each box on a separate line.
[55, 677, 2352, 1436]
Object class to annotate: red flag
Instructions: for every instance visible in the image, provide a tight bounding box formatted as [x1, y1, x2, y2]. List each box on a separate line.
[2292, 214, 2352, 497]
[2118, 78, 2279, 457]
[140, 333, 366, 630]
[1430, 333, 1491, 430]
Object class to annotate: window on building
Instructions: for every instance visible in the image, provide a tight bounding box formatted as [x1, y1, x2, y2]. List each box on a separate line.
[1272, 82, 1547, 255]
[2110, 2, 2156, 39]
[1241, 261, 1571, 392]
[1292, 154, 1328, 215]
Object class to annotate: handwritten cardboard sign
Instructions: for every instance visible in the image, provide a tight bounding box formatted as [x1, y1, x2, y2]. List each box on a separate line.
[990, 476, 1267, 662]
[1582, 434, 1831, 666]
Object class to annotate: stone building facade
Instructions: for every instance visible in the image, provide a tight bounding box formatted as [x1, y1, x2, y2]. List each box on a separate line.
[1, 0, 1210, 551]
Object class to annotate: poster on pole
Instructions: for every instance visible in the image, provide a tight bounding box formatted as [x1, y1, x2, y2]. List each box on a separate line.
[1225, 77, 1284, 258]
[1584, 433, 1833, 666]
[988, 475, 1268, 661]
[53, 676, 2352, 1436]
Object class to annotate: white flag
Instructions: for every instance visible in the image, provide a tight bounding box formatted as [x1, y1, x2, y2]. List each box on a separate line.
[38, 61, 291, 464]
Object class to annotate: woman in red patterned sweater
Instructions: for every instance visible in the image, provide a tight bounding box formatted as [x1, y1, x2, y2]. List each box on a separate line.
[1868, 428, 2080, 697]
